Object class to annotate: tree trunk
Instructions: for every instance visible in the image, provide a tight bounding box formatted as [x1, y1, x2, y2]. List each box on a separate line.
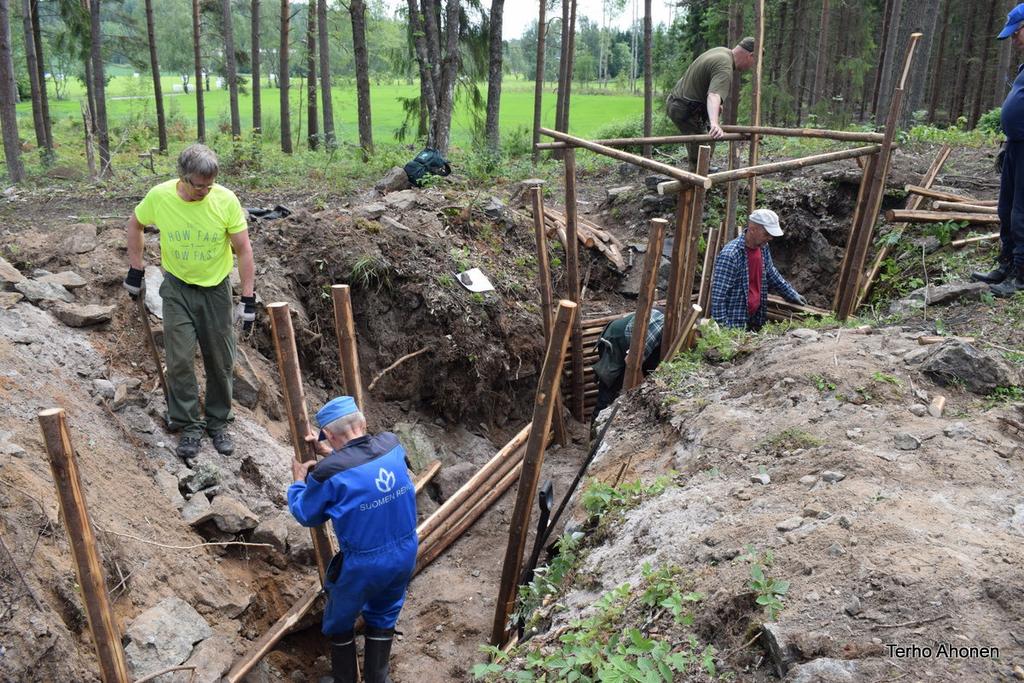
[0, 0, 23, 182]
[20, 0, 44, 149]
[306, 0, 317, 149]
[969, 0, 999, 128]
[89, 0, 111, 176]
[996, 29, 1012, 110]
[193, 0, 205, 141]
[433, 0, 461, 154]
[870, 0, 895, 120]
[559, 0, 577, 134]
[811, 0, 830, 109]
[902, 0, 938, 128]
[350, 0, 373, 158]
[484, 0, 504, 153]
[642, 0, 652, 157]
[280, 0, 292, 152]
[554, 0, 569, 138]
[406, 0, 439, 146]
[782, 0, 802, 126]
[950, 1, 978, 123]
[926, 0, 950, 122]
[725, 1, 742, 125]
[222, 0, 241, 136]
[874, 0, 903, 126]
[769, 0, 790, 123]
[30, 0, 50, 154]
[252, 0, 262, 133]
[143, 0, 167, 152]
[531, 0, 545, 164]
[83, 48, 96, 131]
[317, 0, 335, 148]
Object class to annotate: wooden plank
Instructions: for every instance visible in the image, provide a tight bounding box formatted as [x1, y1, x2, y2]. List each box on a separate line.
[661, 187, 694, 355]
[531, 186, 568, 446]
[330, 285, 365, 410]
[904, 184, 977, 203]
[624, 218, 666, 390]
[884, 210, 999, 224]
[931, 200, 997, 213]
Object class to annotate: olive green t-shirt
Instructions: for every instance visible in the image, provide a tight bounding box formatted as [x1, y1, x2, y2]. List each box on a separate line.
[134, 179, 247, 287]
[670, 47, 735, 103]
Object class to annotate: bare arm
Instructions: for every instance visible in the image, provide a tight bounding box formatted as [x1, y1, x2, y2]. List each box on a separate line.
[706, 93, 724, 139]
[126, 214, 145, 270]
[229, 230, 255, 298]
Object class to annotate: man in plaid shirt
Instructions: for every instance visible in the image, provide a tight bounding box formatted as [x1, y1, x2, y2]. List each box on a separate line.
[592, 308, 665, 415]
[710, 209, 806, 331]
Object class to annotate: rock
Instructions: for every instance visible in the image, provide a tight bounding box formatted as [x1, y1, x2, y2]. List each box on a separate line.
[751, 472, 771, 485]
[0, 291, 22, 307]
[894, 433, 920, 450]
[845, 428, 862, 440]
[182, 635, 235, 683]
[392, 422, 439, 474]
[0, 255, 25, 288]
[92, 379, 116, 399]
[233, 355, 264, 409]
[384, 189, 418, 212]
[208, 496, 259, 533]
[354, 202, 386, 220]
[121, 406, 156, 434]
[928, 396, 946, 417]
[287, 521, 315, 565]
[902, 346, 932, 365]
[14, 279, 73, 304]
[799, 475, 818, 486]
[180, 462, 222, 494]
[51, 302, 115, 327]
[843, 596, 862, 616]
[644, 174, 671, 191]
[123, 596, 212, 677]
[432, 461, 477, 500]
[144, 266, 164, 319]
[482, 196, 505, 219]
[943, 422, 971, 439]
[154, 468, 184, 510]
[827, 543, 846, 557]
[183, 494, 214, 526]
[821, 470, 846, 484]
[907, 281, 989, 306]
[640, 194, 674, 214]
[63, 223, 98, 255]
[252, 514, 290, 556]
[790, 329, 820, 342]
[604, 185, 634, 206]
[374, 166, 411, 194]
[761, 623, 799, 676]
[909, 235, 942, 255]
[777, 516, 804, 532]
[908, 403, 927, 417]
[38, 271, 87, 290]
[787, 657, 857, 683]
[921, 341, 1018, 395]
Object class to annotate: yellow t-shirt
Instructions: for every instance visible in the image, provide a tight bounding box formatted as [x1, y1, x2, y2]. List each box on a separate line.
[134, 179, 248, 286]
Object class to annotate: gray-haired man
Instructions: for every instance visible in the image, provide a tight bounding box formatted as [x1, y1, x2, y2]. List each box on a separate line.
[124, 144, 256, 460]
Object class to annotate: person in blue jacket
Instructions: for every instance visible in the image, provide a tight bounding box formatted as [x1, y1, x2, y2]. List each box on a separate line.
[289, 396, 418, 683]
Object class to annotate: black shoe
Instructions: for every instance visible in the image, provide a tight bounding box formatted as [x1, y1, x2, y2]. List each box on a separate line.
[210, 430, 235, 455]
[176, 434, 202, 459]
[971, 258, 1011, 284]
[991, 264, 1024, 297]
[363, 626, 395, 683]
[330, 635, 357, 683]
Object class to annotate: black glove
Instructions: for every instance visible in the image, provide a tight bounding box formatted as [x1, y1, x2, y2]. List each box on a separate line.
[234, 295, 257, 333]
[995, 148, 1005, 174]
[793, 294, 808, 307]
[123, 267, 144, 299]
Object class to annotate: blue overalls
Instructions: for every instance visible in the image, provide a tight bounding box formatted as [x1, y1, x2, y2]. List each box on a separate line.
[999, 64, 1024, 267]
[288, 433, 418, 636]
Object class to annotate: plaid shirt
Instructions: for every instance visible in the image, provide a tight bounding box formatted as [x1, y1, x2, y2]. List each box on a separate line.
[624, 309, 665, 361]
[710, 235, 800, 329]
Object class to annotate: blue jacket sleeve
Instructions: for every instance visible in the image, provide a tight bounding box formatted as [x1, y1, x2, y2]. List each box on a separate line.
[287, 479, 331, 527]
[765, 249, 800, 302]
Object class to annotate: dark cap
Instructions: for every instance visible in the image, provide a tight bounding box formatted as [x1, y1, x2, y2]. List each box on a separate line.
[739, 36, 756, 53]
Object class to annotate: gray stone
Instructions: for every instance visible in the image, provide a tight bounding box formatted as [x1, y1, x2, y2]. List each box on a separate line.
[374, 166, 411, 194]
[751, 472, 771, 485]
[433, 460, 478, 501]
[392, 422, 438, 474]
[604, 185, 635, 206]
[384, 189, 418, 212]
[761, 623, 799, 676]
[482, 196, 505, 219]
[183, 494, 214, 526]
[0, 255, 25, 288]
[943, 422, 971, 439]
[286, 521, 315, 565]
[0, 291, 22, 307]
[123, 596, 212, 677]
[786, 657, 857, 683]
[907, 281, 989, 306]
[843, 596, 862, 616]
[790, 329, 820, 342]
[38, 271, 87, 290]
[902, 346, 932, 365]
[252, 514, 289, 555]
[182, 635, 235, 683]
[644, 174, 671, 191]
[121, 406, 156, 434]
[921, 341, 1018, 395]
[640, 194, 674, 214]
[777, 516, 804, 532]
[92, 379, 116, 399]
[354, 202, 386, 220]
[799, 475, 818, 486]
[52, 302, 115, 327]
[14, 279, 73, 304]
[894, 433, 920, 450]
[827, 543, 846, 557]
[908, 403, 927, 417]
[821, 470, 846, 484]
[144, 267, 164, 319]
[845, 428, 863, 440]
[62, 223, 98, 254]
[233, 358, 262, 409]
[180, 462, 222, 494]
[208, 496, 259, 533]
[154, 468, 184, 510]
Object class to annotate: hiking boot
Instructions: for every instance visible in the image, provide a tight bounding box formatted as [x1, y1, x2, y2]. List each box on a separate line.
[971, 257, 1012, 284]
[176, 434, 202, 460]
[329, 634, 357, 683]
[363, 626, 395, 683]
[210, 430, 235, 455]
[991, 264, 1024, 297]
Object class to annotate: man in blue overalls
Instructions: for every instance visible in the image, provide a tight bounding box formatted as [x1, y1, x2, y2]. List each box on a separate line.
[978, 4, 1024, 295]
[289, 396, 418, 683]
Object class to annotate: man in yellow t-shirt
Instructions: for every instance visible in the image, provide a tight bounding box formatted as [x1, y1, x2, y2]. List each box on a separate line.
[123, 144, 256, 460]
[666, 37, 756, 171]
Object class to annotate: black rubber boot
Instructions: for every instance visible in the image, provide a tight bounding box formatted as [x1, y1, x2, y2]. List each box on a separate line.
[362, 627, 395, 683]
[971, 257, 1012, 284]
[991, 264, 1024, 297]
[330, 635, 358, 683]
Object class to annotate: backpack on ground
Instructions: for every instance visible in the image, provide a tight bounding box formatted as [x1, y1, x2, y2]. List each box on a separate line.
[404, 148, 452, 187]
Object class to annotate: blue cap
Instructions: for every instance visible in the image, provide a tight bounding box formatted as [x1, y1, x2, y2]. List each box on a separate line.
[315, 396, 359, 440]
[998, 4, 1024, 39]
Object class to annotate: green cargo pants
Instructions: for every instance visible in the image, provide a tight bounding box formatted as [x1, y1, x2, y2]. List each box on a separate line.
[159, 273, 235, 437]
[666, 96, 715, 172]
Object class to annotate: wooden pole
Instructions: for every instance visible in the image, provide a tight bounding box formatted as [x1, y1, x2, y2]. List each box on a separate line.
[697, 226, 721, 314]
[724, 141, 740, 239]
[951, 233, 999, 247]
[661, 186, 694, 357]
[536, 127, 883, 150]
[37, 408, 130, 683]
[746, 0, 765, 214]
[884, 210, 1000, 224]
[267, 302, 336, 582]
[664, 304, 703, 360]
[833, 152, 878, 311]
[135, 283, 168, 406]
[330, 285, 365, 409]
[491, 300, 577, 646]
[539, 127, 711, 189]
[623, 218, 667, 390]
[930, 201, 998, 214]
[723, 124, 884, 142]
[679, 147, 711, 329]
[903, 184, 979, 203]
[536, 132, 748, 150]
[531, 187, 568, 445]
[564, 150, 586, 421]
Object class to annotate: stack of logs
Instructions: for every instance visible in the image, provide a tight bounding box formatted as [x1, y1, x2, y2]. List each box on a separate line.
[543, 207, 627, 272]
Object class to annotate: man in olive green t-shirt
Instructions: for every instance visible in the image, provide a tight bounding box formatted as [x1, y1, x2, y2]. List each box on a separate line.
[123, 144, 256, 461]
[666, 37, 756, 171]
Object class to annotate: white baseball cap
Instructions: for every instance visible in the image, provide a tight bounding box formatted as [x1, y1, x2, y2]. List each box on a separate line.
[749, 208, 783, 237]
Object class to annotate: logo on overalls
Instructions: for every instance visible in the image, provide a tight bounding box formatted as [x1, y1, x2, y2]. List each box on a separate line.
[375, 468, 396, 493]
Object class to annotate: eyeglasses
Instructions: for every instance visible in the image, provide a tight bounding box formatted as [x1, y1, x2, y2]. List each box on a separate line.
[184, 177, 215, 191]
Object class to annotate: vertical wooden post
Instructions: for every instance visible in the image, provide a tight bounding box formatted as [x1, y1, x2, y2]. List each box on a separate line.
[724, 143, 740, 240]
[833, 152, 878, 312]
[330, 285, 365, 410]
[564, 149, 585, 421]
[697, 226, 721, 314]
[746, 0, 765, 214]
[623, 218, 666, 390]
[661, 186, 694, 357]
[37, 408, 130, 683]
[531, 186, 568, 445]
[664, 304, 704, 360]
[680, 146, 711, 315]
[491, 300, 577, 646]
[267, 302, 336, 582]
